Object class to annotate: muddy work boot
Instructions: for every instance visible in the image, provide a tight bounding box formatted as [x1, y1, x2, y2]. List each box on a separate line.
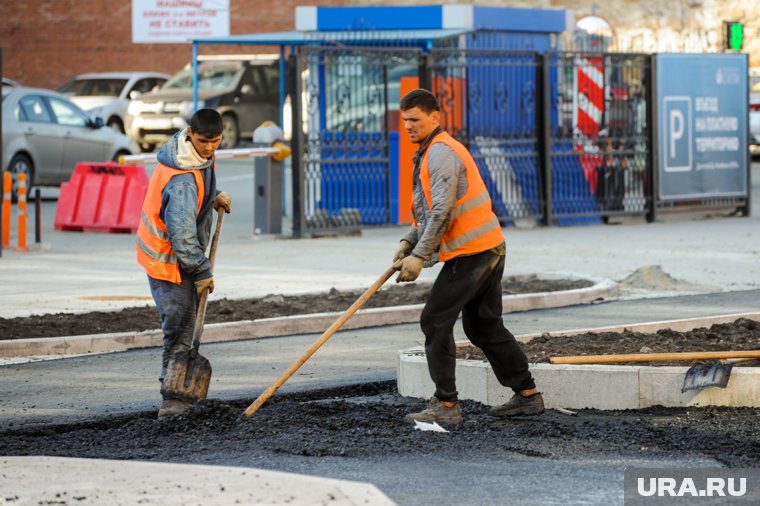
[489, 392, 545, 418]
[157, 399, 191, 419]
[403, 396, 463, 425]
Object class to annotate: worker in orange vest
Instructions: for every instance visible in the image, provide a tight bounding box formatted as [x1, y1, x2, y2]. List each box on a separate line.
[394, 89, 543, 425]
[136, 108, 231, 418]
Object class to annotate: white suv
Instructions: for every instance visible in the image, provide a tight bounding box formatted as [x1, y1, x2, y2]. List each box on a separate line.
[125, 55, 280, 151]
[58, 72, 170, 134]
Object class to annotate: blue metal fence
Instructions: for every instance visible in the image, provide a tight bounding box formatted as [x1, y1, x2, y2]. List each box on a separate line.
[294, 45, 653, 235]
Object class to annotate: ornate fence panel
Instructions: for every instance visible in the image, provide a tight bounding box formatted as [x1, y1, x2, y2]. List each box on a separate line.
[292, 46, 423, 236]
[428, 49, 545, 226]
[546, 52, 651, 224]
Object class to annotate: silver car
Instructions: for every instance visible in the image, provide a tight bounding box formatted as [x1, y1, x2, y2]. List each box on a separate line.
[2, 86, 139, 199]
[58, 71, 169, 134]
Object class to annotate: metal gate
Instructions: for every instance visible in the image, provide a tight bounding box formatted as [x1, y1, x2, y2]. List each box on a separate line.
[291, 45, 422, 237]
[426, 48, 652, 226]
[428, 48, 545, 226]
[546, 52, 651, 225]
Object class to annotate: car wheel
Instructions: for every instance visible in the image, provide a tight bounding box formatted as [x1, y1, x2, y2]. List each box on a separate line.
[221, 114, 239, 150]
[140, 143, 156, 153]
[107, 117, 125, 134]
[5, 153, 34, 202]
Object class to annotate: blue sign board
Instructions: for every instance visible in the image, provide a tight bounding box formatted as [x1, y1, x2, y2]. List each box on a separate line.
[656, 53, 748, 200]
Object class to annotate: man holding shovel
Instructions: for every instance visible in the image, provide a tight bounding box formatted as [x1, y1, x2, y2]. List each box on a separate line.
[136, 108, 231, 418]
[394, 89, 543, 425]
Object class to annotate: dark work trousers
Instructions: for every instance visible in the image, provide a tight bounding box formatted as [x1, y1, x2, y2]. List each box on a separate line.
[420, 249, 536, 402]
[148, 272, 198, 387]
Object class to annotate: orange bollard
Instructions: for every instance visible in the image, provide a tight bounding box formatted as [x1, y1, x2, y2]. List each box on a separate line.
[2, 172, 10, 248]
[17, 173, 27, 252]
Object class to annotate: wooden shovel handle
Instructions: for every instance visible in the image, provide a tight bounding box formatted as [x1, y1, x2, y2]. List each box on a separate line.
[243, 265, 397, 417]
[190, 210, 224, 357]
[550, 350, 760, 365]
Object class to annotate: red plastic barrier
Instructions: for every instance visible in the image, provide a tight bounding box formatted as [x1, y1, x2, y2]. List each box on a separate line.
[54, 162, 149, 233]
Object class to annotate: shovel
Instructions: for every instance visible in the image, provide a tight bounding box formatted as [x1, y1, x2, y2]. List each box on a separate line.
[160, 210, 224, 404]
[242, 265, 397, 417]
[682, 358, 759, 393]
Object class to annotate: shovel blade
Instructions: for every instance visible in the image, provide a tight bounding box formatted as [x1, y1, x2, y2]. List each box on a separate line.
[161, 350, 212, 404]
[681, 361, 733, 393]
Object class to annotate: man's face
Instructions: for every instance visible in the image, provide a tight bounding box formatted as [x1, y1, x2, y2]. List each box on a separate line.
[187, 128, 223, 159]
[401, 106, 439, 144]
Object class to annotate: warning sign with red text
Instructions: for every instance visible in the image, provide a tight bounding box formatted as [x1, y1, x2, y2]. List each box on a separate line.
[132, 0, 229, 43]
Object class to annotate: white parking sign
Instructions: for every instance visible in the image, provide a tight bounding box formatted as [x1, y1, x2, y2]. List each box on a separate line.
[662, 96, 691, 172]
[656, 54, 748, 200]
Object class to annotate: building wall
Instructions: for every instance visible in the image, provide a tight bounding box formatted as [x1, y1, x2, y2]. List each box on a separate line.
[0, 0, 343, 89]
[1, 0, 757, 90]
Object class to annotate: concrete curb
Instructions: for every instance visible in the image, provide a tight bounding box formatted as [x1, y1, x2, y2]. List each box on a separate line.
[398, 312, 760, 409]
[0, 274, 616, 358]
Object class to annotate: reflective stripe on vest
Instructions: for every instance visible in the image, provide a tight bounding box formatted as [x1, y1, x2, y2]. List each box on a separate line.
[420, 131, 504, 262]
[136, 163, 205, 284]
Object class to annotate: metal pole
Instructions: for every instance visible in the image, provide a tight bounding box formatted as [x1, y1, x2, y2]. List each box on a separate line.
[290, 51, 305, 238]
[742, 52, 751, 217]
[192, 42, 199, 112]
[35, 188, 41, 244]
[646, 54, 657, 223]
[0, 47, 3, 258]
[540, 52, 553, 226]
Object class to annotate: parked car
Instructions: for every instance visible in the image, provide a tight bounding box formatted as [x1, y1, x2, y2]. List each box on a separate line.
[58, 72, 169, 134]
[2, 77, 21, 88]
[2, 86, 139, 199]
[750, 68, 760, 156]
[125, 55, 279, 151]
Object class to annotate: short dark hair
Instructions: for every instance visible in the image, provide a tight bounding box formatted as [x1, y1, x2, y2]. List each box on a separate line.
[189, 108, 223, 137]
[399, 88, 440, 114]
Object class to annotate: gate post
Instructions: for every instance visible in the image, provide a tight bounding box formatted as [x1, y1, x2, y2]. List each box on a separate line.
[419, 52, 432, 91]
[538, 52, 553, 226]
[0, 47, 3, 258]
[289, 51, 306, 238]
[646, 54, 657, 223]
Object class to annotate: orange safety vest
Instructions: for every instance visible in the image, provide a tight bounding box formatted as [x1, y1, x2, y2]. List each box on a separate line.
[417, 131, 504, 262]
[136, 163, 207, 284]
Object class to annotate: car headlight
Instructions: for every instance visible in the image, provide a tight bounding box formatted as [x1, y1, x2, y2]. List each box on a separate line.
[127, 101, 145, 115]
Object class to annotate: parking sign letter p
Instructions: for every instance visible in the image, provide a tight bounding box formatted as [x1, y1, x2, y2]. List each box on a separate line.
[669, 109, 684, 159]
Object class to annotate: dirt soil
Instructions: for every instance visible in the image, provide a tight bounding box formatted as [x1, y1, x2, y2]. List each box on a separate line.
[0, 275, 590, 340]
[459, 317, 760, 366]
[1, 380, 758, 470]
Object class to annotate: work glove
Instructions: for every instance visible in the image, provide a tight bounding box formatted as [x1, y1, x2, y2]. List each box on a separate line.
[394, 255, 424, 283]
[214, 191, 232, 214]
[194, 277, 214, 298]
[393, 240, 414, 263]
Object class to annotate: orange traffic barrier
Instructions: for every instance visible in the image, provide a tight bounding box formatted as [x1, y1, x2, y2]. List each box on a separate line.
[17, 173, 27, 251]
[54, 162, 149, 233]
[2, 172, 10, 248]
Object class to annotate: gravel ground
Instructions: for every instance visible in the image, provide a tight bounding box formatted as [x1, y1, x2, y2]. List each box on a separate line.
[1, 380, 758, 471]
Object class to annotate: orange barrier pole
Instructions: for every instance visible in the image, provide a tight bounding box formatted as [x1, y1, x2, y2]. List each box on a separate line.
[17, 173, 27, 252]
[2, 172, 10, 248]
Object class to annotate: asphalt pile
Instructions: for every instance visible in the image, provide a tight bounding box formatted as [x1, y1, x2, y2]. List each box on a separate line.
[2, 381, 758, 468]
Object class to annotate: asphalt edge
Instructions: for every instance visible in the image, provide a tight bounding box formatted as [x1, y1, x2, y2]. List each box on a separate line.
[0, 274, 616, 358]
